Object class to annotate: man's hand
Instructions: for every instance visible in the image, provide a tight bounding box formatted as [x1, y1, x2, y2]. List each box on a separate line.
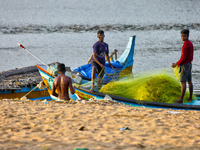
[109, 63, 113, 69]
[171, 63, 177, 68]
[100, 64, 105, 69]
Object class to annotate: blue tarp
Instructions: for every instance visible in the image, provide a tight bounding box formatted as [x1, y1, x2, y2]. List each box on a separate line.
[73, 61, 123, 82]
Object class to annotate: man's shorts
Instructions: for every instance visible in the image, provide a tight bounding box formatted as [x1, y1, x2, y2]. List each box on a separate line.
[180, 63, 192, 82]
[91, 61, 104, 78]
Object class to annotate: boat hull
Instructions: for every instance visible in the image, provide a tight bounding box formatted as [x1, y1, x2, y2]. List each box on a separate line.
[36, 64, 200, 110]
[0, 87, 50, 100]
[0, 64, 51, 100]
[75, 87, 200, 110]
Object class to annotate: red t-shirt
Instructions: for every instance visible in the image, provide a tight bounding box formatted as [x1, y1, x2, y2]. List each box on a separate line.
[177, 40, 193, 65]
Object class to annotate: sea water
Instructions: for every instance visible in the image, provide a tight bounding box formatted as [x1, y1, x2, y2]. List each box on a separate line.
[0, 0, 200, 89]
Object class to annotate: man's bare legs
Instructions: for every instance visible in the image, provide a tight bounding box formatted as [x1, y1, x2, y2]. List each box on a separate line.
[188, 81, 193, 102]
[175, 81, 193, 103]
[89, 66, 97, 92]
[175, 82, 186, 103]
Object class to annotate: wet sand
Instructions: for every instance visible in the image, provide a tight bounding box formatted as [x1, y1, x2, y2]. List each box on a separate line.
[0, 99, 200, 150]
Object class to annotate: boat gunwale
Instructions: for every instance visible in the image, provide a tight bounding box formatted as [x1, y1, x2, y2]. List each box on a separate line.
[76, 86, 200, 110]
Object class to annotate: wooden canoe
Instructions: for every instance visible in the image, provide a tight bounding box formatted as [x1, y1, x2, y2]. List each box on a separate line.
[0, 65, 50, 100]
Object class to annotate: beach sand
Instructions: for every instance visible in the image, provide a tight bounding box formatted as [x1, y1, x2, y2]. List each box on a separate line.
[0, 99, 200, 150]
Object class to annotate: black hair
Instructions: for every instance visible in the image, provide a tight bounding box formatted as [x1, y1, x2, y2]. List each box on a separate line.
[181, 29, 189, 36]
[57, 63, 66, 72]
[97, 30, 104, 35]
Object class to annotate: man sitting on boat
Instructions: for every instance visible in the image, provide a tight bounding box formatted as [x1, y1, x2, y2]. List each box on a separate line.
[90, 30, 113, 92]
[52, 63, 75, 101]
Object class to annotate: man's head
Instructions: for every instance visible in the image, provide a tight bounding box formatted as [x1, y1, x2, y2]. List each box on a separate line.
[97, 30, 105, 41]
[181, 29, 189, 41]
[57, 63, 66, 73]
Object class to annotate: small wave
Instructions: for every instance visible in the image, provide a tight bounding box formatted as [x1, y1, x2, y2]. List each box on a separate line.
[0, 23, 200, 34]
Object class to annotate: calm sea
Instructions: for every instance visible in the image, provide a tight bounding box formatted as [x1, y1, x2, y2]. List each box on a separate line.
[0, 0, 200, 89]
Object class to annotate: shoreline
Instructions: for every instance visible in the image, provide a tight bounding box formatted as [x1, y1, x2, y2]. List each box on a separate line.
[0, 99, 200, 150]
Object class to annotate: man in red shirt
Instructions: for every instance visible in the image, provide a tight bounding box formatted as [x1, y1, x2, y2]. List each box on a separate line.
[172, 29, 194, 103]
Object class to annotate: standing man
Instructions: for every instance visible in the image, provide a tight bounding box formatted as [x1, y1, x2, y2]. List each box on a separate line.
[90, 30, 113, 92]
[52, 63, 75, 101]
[172, 29, 194, 103]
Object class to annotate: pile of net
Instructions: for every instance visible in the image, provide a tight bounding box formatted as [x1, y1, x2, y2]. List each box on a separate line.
[99, 68, 196, 103]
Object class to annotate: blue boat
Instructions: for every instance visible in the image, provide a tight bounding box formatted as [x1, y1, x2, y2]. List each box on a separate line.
[0, 86, 50, 100]
[36, 36, 200, 110]
[75, 87, 200, 110]
[0, 65, 51, 100]
[73, 36, 136, 84]
[36, 35, 136, 95]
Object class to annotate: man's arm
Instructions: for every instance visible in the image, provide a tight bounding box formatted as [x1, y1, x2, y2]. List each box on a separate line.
[105, 54, 113, 68]
[172, 44, 187, 68]
[93, 52, 104, 68]
[69, 78, 75, 94]
[52, 79, 58, 97]
[177, 44, 187, 65]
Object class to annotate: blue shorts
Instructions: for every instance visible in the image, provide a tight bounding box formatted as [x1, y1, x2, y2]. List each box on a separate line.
[180, 63, 192, 82]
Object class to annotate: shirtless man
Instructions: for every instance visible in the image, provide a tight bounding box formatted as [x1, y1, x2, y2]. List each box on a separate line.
[52, 63, 75, 101]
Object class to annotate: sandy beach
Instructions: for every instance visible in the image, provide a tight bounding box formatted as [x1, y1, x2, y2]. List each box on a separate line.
[0, 99, 200, 150]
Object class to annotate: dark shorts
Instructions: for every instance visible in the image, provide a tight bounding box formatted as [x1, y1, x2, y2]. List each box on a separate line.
[91, 61, 104, 78]
[180, 63, 192, 82]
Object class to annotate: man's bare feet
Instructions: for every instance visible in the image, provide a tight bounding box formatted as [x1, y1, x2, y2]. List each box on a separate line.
[174, 99, 183, 104]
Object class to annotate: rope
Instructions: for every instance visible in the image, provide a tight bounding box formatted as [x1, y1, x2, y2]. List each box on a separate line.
[20, 79, 45, 101]
[77, 67, 106, 88]
[160, 67, 172, 74]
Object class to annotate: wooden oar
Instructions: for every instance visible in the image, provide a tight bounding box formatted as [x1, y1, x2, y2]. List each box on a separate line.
[18, 43, 49, 68]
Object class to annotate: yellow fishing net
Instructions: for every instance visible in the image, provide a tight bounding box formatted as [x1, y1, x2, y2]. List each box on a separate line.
[100, 67, 196, 103]
[76, 68, 132, 90]
[174, 66, 180, 80]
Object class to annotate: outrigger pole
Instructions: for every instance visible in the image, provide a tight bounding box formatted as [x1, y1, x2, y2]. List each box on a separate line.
[18, 43, 49, 68]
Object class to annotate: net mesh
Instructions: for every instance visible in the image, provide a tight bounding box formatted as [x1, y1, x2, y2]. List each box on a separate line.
[174, 66, 180, 80]
[76, 67, 132, 89]
[99, 67, 196, 103]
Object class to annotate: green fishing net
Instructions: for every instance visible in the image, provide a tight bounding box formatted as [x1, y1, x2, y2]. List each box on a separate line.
[99, 67, 196, 103]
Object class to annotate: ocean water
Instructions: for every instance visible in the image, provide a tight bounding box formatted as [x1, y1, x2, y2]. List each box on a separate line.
[0, 0, 200, 89]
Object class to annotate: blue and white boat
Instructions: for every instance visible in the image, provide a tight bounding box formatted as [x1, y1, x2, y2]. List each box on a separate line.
[36, 35, 200, 110]
[36, 36, 136, 99]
